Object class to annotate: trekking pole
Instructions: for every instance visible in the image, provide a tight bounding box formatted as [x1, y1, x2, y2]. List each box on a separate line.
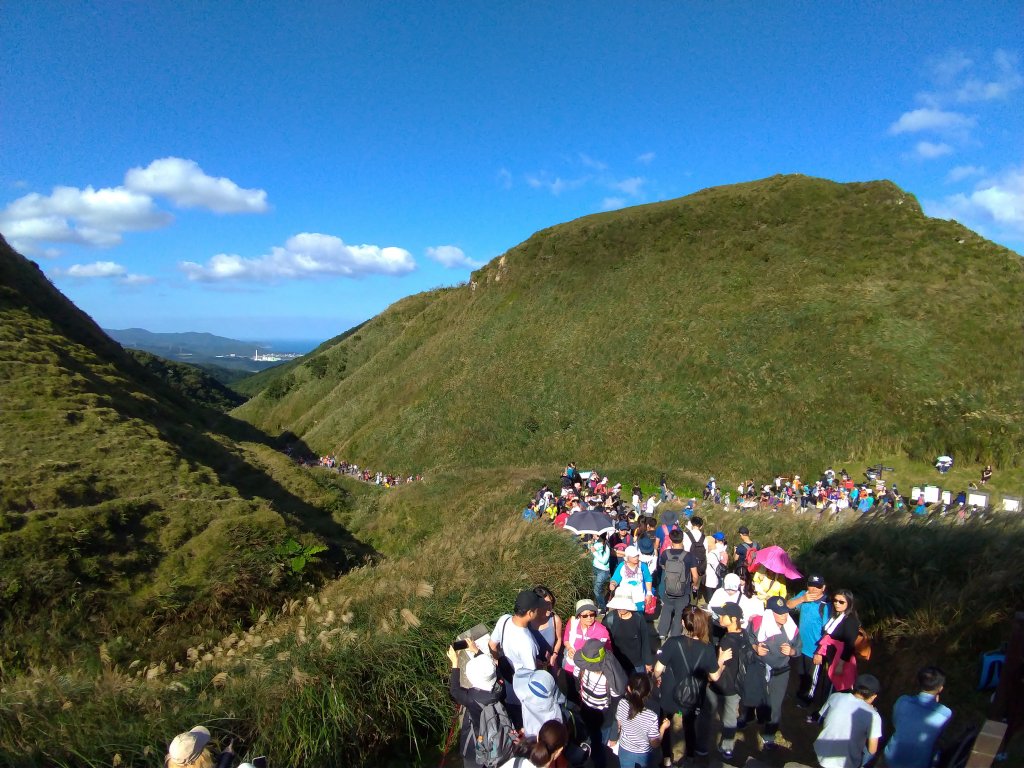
[438, 704, 463, 767]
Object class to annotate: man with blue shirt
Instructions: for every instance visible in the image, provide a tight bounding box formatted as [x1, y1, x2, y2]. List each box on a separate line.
[883, 666, 953, 768]
[787, 574, 831, 706]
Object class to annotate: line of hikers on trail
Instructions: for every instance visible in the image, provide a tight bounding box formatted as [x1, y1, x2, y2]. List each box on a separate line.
[309, 455, 421, 487]
[444, 464, 960, 768]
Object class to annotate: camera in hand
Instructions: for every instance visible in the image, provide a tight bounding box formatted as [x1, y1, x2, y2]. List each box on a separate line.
[452, 639, 470, 651]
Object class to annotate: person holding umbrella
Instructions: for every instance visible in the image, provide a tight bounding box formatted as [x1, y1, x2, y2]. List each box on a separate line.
[749, 545, 801, 603]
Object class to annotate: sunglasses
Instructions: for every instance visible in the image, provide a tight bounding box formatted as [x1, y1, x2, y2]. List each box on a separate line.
[579, 612, 597, 618]
[833, 599, 848, 605]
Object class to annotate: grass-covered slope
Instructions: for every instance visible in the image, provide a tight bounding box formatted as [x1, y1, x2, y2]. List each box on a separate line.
[126, 349, 247, 411]
[236, 175, 1024, 474]
[0, 236, 364, 668]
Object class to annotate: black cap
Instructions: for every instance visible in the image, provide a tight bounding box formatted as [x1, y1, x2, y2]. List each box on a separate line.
[856, 674, 881, 695]
[766, 596, 789, 614]
[514, 589, 544, 614]
[717, 602, 743, 620]
[808, 575, 825, 588]
[738, 526, 750, 535]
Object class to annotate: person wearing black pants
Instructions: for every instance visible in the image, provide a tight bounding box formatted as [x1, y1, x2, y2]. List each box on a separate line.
[808, 589, 861, 723]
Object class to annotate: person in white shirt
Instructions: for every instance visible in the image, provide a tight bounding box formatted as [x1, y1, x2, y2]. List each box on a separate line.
[489, 589, 545, 729]
[814, 674, 883, 768]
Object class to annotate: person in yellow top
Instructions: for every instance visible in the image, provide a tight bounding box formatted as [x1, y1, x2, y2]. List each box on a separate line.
[752, 565, 788, 602]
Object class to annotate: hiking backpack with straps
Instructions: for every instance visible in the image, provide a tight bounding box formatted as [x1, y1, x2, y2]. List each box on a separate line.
[685, 529, 707, 573]
[662, 550, 690, 597]
[673, 645, 707, 715]
[472, 700, 516, 768]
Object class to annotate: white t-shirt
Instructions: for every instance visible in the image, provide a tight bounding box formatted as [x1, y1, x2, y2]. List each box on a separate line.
[705, 542, 727, 588]
[815, 692, 882, 768]
[494, 615, 538, 704]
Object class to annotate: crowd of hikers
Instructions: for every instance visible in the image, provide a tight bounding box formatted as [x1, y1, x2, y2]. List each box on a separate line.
[445, 463, 959, 768]
[310, 455, 421, 486]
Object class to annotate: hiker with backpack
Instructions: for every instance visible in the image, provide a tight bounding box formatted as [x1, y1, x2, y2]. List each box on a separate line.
[704, 532, 729, 604]
[681, 517, 707, 602]
[573, 638, 628, 768]
[653, 606, 733, 764]
[742, 596, 800, 752]
[656, 529, 699, 640]
[733, 526, 758, 578]
[706, 602, 753, 761]
[448, 639, 513, 768]
[787, 574, 831, 706]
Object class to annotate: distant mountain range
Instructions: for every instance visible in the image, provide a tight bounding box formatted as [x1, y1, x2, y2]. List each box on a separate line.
[104, 327, 307, 374]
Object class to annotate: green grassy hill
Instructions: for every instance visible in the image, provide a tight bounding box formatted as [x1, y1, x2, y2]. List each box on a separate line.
[0, 236, 366, 669]
[125, 349, 247, 411]
[236, 175, 1024, 476]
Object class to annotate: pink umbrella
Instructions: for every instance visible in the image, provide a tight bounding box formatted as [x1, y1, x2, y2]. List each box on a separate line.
[751, 545, 802, 579]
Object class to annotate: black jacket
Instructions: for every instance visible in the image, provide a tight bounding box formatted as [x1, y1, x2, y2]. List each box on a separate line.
[449, 667, 504, 757]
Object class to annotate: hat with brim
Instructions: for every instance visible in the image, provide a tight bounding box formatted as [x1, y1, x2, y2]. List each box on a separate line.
[168, 726, 211, 767]
[465, 653, 497, 691]
[623, 545, 640, 558]
[607, 595, 637, 612]
[574, 599, 599, 617]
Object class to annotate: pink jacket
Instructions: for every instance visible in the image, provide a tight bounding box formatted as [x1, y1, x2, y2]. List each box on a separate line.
[562, 617, 611, 676]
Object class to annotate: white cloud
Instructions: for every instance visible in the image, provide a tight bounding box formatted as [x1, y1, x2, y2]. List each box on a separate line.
[953, 49, 1023, 103]
[118, 273, 157, 286]
[0, 185, 171, 253]
[914, 141, 953, 159]
[579, 153, 608, 171]
[601, 197, 627, 211]
[927, 50, 974, 84]
[180, 232, 416, 282]
[125, 157, 268, 214]
[611, 176, 645, 196]
[888, 108, 975, 135]
[929, 165, 1024, 238]
[635, 152, 656, 165]
[497, 168, 513, 189]
[425, 245, 482, 269]
[946, 165, 986, 183]
[525, 174, 590, 196]
[60, 261, 127, 278]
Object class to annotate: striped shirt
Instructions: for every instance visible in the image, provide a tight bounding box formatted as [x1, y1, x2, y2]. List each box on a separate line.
[580, 669, 609, 710]
[615, 700, 659, 754]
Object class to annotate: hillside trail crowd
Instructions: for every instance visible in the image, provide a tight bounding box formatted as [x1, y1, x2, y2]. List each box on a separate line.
[443, 463, 960, 768]
[308, 454, 422, 487]
[159, 462, 977, 768]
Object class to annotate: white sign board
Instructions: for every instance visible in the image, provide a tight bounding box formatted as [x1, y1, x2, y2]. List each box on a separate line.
[967, 490, 990, 508]
[941, 490, 952, 505]
[923, 485, 941, 504]
[1003, 496, 1022, 513]
[911, 486, 922, 501]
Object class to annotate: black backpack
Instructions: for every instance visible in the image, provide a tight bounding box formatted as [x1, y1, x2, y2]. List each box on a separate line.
[685, 530, 707, 573]
[673, 644, 707, 715]
[662, 550, 690, 597]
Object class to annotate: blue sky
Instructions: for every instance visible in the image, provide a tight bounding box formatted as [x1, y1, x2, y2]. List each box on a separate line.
[2, 2, 1021, 341]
